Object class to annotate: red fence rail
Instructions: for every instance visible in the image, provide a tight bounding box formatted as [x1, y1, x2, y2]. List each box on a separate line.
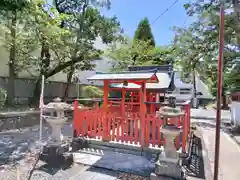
[73, 100, 191, 152]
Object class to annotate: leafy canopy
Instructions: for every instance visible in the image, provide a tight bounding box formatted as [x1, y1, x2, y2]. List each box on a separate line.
[133, 17, 155, 46]
[172, 0, 240, 96]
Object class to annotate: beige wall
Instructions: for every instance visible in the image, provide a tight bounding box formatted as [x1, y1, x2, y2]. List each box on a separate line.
[0, 37, 110, 82]
[0, 46, 68, 82]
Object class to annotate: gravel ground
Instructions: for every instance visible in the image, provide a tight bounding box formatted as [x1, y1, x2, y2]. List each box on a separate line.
[0, 124, 150, 180]
[0, 157, 149, 180]
[0, 123, 72, 163]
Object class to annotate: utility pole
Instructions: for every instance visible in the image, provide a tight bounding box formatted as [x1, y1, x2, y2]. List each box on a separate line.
[213, 0, 225, 180]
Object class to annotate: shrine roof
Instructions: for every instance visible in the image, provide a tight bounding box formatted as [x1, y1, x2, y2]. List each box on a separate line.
[128, 65, 173, 72]
[111, 72, 172, 89]
[87, 70, 159, 82]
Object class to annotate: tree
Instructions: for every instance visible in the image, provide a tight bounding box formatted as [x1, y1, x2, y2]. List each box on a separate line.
[46, 0, 122, 100]
[172, 27, 203, 99]
[133, 17, 155, 46]
[26, 0, 123, 104]
[0, 0, 31, 106]
[107, 38, 170, 71]
[174, 0, 240, 108]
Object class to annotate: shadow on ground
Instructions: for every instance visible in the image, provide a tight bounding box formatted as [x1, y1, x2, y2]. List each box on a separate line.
[87, 167, 150, 180]
[0, 123, 72, 166]
[185, 134, 206, 179]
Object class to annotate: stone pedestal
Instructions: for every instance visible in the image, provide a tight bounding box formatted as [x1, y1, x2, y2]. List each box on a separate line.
[153, 126, 183, 179]
[152, 105, 184, 180]
[39, 142, 73, 169]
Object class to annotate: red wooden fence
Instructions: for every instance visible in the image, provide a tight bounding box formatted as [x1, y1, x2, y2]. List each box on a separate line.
[73, 100, 191, 151]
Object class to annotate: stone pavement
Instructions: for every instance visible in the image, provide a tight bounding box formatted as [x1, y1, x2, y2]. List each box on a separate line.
[0, 123, 152, 180]
[190, 108, 231, 122]
[73, 149, 155, 177]
[199, 122, 240, 180]
[0, 160, 148, 180]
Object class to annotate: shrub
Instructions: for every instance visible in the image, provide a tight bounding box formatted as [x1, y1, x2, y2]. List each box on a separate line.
[83, 85, 103, 98]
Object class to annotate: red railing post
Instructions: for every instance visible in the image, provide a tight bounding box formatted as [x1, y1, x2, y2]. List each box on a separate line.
[182, 102, 191, 153]
[187, 103, 191, 134]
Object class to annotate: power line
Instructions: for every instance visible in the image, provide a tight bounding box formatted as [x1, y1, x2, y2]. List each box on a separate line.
[151, 0, 180, 25]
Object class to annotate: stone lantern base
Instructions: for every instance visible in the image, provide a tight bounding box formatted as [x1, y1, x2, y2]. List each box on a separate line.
[150, 157, 184, 180]
[39, 142, 73, 169]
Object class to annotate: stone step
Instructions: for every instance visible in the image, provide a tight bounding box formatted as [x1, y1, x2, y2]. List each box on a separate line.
[73, 149, 155, 177]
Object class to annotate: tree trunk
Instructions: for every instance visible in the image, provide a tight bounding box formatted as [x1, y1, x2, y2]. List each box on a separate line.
[222, 95, 228, 110]
[222, 94, 229, 110]
[63, 67, 74, 101]
[6, 11, 17, 106]
[31, 78, 41, 106]
[31, 41, 50, 106]
[193, 69, 197, 97]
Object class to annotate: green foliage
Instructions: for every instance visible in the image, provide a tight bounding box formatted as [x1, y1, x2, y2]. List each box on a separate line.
[0, 0, 30, 11]
[173, 0, 240, 97]
[106, 38, 170, 71]
[225, 59, 240, 93]
[0, 0, 123, 78]
[133, 17, 155, 46]
[48, 0, 123, 77]
[0, 88, 7, 107]
[83, 85, 103, 98]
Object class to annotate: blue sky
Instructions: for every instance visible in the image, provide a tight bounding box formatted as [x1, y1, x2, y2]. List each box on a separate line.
[102, 0, 191, 46]
[48, 0, 192, 46]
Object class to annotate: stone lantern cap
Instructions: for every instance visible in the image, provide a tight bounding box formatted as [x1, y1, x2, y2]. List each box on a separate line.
[159, 106, 184, 118]
[43, 97, 71, 112]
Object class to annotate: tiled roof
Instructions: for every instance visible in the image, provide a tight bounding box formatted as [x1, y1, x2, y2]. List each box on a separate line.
[110, 72, 172, 89]
[87, 71, 158, 83]
[128, 65, 173, 72]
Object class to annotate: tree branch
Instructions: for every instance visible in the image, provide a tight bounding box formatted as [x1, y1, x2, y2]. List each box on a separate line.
[45, 55, 84, 78]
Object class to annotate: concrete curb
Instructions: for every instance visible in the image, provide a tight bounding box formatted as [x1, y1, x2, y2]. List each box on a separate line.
[190, 115, 231, 121]
[72, 137, 162, 156]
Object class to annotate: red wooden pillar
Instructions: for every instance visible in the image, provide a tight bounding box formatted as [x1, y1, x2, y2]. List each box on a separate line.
[103, 80, 110, 141]
[130, 92, 134, 111]
[121, 88, 126, 137]
[121, 88, 125, 115]
[103, 80, 109, 112]
[139, 81, 147, 146]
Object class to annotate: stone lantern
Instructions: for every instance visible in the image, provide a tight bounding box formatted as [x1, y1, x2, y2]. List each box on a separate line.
[40, 97, 73, 169]
[43, 97, 71, 142]
[152, 96, 185, 180]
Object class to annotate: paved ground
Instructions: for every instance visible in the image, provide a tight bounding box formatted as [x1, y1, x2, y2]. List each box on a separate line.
[0, 124, 150, 180]
[0, 161, 149, 180]
[195, 119, 240, 180]
[190, 108, 231, 121]
[0, 108, 239, 180]
[73, 149, 155, 177]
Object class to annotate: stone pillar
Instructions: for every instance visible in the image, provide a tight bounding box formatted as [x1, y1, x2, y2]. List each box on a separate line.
[151, 106, 184, 180]
[153, 126, 182, 179]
